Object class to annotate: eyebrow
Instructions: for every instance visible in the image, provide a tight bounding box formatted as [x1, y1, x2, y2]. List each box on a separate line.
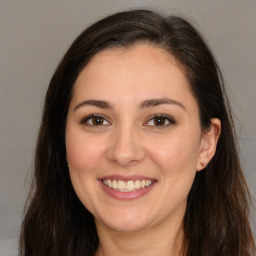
[73, 100, 112, 111]
[139, 98, 186, 110]
[73, 97, 186, 111]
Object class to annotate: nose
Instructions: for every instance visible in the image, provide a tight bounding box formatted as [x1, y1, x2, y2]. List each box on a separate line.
[106, 124, 146, 167]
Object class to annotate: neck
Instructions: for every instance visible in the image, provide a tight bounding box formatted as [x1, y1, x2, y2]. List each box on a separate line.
[95, 217, 184, 256]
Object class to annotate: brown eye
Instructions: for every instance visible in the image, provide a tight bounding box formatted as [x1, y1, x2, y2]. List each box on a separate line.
[81, 114, 110, 126]
[91, 116, 104, 125]
[145, 114, 176, 127]
[153, 116, 166, 126]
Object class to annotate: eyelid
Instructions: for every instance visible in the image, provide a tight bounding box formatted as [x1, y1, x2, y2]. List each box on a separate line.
[144, 114, 176, 127]
[79, 113, 176, 127]
[80, 114, 111, 126]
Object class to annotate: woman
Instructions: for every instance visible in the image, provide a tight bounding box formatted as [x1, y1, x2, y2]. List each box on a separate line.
[19, 9, 255, 256]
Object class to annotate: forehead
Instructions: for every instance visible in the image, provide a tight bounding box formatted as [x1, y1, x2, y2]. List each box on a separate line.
[75, 44, 184, 83]
[71, 44, 198, 111]
[78, 44, 182, 76]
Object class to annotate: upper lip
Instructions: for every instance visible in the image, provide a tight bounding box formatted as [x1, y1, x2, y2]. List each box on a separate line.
[98, 175, 157, 182]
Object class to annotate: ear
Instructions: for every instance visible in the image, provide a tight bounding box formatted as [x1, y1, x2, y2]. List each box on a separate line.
[196, 118, 221, 171]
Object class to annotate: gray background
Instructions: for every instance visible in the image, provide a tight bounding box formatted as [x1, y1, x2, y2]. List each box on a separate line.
[1, 0, 255, 255]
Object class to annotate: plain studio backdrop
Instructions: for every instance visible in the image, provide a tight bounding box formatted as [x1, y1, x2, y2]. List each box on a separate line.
[0, 0, 255, 255]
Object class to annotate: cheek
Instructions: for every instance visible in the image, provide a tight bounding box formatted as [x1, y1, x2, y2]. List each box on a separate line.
[65, 130, 106, 173]
[148, 133, 200, 174]
[65, 130, 106, 213]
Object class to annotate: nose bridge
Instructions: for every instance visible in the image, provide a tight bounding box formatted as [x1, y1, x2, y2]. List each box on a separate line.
[107, 120, 145, 166]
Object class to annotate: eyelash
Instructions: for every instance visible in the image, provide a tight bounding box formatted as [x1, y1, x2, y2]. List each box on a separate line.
[80, 114, 111, 126]
[80, 114, 176, 127]
[144, 114, 176, 127]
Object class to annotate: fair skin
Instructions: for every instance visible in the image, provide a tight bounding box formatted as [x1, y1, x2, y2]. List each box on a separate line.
[65, 44, 221, 256]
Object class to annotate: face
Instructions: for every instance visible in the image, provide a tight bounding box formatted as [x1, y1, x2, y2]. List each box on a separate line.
[65, 44, 206, 233]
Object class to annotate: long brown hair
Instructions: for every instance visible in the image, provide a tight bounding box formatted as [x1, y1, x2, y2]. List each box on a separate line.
[20, 9, 255, 256]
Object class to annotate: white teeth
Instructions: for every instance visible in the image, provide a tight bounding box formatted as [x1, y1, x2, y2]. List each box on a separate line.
[112, 180, 118, 189]
[117, 180, 126, 190]
[126, 181, 135, 191]
[134, 180, 141, 189]
[107, 179, 112, 188]
[145, 180, 151, 186]
[103, 179, 153, 192]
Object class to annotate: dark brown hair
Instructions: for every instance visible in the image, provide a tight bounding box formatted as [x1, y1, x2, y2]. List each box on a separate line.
[20, 9, 255, 256]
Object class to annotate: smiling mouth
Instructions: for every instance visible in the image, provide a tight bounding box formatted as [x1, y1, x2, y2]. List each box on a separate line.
[102, 179, 154, 192]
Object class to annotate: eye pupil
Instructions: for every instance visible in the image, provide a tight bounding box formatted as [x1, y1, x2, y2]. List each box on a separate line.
[154, 117, 165, 126]
[92, 117, 103, 125]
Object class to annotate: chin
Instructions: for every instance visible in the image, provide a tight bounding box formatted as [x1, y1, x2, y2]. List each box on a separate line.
[95, 210, 153, 233]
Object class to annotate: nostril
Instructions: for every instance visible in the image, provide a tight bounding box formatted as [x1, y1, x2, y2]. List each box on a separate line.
[109, 157, 140, 167]
[106, 131, 146, 166]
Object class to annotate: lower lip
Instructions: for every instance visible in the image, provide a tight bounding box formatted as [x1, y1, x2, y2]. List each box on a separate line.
[99, 180, 156, 200]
